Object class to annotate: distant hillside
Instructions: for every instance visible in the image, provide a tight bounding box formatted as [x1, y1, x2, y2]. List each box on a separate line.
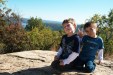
[21, 18, 62, 30]
[21, 18, 82, 31]
[43, 20, 62, 30]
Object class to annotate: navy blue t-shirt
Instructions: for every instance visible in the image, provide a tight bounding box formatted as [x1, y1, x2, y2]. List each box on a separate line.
[59, 34, 80, 59]
[79, 35, 104, 61]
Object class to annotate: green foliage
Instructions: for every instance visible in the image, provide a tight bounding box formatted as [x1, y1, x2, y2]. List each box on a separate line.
[0, 1, 66, 53]
[39, 28, 53, 49]
[0, 43, 5, 53]
[1, 25, 30, 53]
[51, 30, 63, 51]
[0, 2, 30, 53]
[27, 27, 63, 50]
[27, 28, 40, 50]
[0, 0, 63, 54]
[25, 17, 63, 51]
[25, 17, 45, 31]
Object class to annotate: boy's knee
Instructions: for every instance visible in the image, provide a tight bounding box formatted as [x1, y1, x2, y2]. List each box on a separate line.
[85, 66, 95, 73]
[85, 61, 96, 73]
[51, 60, 60, 69]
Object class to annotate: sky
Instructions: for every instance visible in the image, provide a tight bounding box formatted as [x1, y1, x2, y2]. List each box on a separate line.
[6, 0, 113, 24]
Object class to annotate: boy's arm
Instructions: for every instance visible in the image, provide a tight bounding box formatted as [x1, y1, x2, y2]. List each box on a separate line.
[56, 47, 62, 58]
[77, 28, 85, 43]
[62, 52, 79, 65]
[54, 47, 62, 60]
[62, 35, 80, 65]
[98, 49, 104, 64]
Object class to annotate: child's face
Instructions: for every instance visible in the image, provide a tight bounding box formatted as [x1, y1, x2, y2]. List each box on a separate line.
[63, 23, 75, 35]
[85, 23, 97, 37]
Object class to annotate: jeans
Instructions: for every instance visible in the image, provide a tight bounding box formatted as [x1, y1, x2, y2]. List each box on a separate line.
[74, 57, 96, 73]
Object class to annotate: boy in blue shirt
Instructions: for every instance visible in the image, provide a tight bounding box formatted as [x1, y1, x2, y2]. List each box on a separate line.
[51, 18, 80, 71]
[75, 21, 104, 73]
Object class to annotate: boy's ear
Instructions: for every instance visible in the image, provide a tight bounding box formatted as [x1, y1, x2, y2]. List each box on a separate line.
[74, 24, 76, 29]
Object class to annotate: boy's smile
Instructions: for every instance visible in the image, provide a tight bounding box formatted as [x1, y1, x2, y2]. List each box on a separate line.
[63, 23, 75, 37]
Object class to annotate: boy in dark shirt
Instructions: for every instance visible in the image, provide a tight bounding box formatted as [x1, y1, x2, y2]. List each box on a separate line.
[51, 18, 80, 71]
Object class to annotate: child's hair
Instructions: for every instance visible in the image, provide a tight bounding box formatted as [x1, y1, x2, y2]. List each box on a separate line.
[62, 18, 76, 26]
[84, 21, 97, 30]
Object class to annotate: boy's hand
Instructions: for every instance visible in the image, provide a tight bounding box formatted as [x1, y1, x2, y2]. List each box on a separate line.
[59, 60, 64, 66]
[98, 60, 103, 65]
[54, 56, 59, 60]
[77, 28, 84, 38]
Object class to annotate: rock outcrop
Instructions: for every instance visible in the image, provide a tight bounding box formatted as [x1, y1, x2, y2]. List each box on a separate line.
[0, 50, 113, 75]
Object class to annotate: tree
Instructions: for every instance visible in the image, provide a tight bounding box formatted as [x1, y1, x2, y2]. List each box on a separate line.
[0, 1, 30, 53]
[25, 17, 45, 31]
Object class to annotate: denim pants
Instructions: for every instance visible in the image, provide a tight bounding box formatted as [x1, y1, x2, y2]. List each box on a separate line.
[74, 57, 96, 73]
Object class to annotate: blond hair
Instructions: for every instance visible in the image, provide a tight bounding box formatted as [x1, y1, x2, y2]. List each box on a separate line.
[62, 18, 76, 26]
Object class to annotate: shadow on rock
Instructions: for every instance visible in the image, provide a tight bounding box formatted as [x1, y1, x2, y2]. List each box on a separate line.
[0, 72, 11, 75]
[12, 66, 62, 75]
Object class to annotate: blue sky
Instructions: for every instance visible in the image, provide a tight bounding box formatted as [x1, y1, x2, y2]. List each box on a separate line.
[6, 0, 113, 24]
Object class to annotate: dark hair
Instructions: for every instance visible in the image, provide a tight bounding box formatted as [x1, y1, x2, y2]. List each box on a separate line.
[84, 21, 95, 30]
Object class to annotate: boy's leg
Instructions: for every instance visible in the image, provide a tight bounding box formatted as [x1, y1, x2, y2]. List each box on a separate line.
[73, 57, 84, 71]
[51, 60, 60, 70]
[85, 61, 96, 73]
[51, 60, 74, 71]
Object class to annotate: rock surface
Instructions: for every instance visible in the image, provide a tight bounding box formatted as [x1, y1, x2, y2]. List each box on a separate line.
[0, 50, 113, 75]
